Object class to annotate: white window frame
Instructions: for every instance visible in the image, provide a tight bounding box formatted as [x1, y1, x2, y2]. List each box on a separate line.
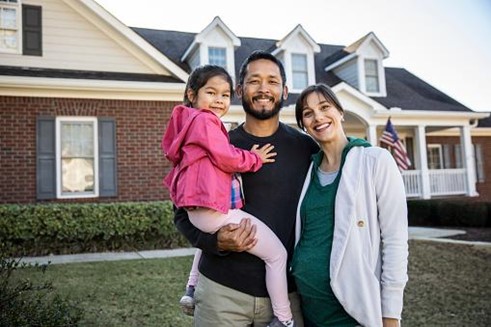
[291, 53, 308, 90]
[0, 0, 22, 54]
[364, 58, 380, 93]
[208, 46, 227, 68]
[427, 144, 443, 170]
[55, 117, 99, 199]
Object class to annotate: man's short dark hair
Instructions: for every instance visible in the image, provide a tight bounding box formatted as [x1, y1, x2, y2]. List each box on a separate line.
[237, 50, 287, 87]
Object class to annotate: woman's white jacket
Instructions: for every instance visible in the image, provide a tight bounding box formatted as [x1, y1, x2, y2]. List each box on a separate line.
[295, 146, 409, 327]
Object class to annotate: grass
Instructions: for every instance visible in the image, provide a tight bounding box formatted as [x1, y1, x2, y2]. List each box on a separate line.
[14, 240, 491, 327]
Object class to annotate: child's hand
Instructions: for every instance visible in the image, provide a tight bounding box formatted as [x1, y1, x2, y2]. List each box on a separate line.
[251, 143, 277, 164]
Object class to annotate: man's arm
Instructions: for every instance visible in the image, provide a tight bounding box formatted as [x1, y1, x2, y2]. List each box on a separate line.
[173, 206, 257, 254]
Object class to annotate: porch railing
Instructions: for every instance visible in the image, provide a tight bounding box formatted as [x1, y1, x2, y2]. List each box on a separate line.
[401, 168, 467, 198]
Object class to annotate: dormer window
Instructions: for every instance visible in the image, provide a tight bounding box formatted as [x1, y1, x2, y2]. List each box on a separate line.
[208, 46, 227, 68]
[0, 0, 21, 53]
[292, 53, 308, 90]
[364, 59, 379, 93]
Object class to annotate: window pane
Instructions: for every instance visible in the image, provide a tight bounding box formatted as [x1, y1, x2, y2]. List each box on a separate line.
[293, 72, 308, 90]
[208, 47, 227, 68]
[292, 54, 308, 89]
[475, 144, 485, 182]
[61, 122, 94, 157]
[0, 29, 17, 48]
[427, 146, 442, 169]
[60, 121, 95, 195]
[365, 59, 377, 75]
[1, 8, 16, 28]
[61, 158, 94, 192]
[365, 59, 379, 92]
[292, 54, 307, 70]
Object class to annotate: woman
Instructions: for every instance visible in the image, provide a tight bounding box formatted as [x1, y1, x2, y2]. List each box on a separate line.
[290, 83, 408, 327]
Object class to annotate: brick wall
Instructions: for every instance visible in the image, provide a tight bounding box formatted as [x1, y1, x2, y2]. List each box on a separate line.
[0, 96, 178, 204]
[427, 135, 491, 201]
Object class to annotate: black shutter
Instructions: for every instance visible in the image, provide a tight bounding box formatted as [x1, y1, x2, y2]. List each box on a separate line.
[98, 118, 117, 197]
[22, 5, 42, 56]
[36, 116, 56, 199]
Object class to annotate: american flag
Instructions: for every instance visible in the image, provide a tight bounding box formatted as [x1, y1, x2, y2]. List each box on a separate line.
[380, 118, 411, 170]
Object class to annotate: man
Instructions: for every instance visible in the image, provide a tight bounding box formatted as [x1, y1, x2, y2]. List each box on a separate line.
[174, 50, 319, 326]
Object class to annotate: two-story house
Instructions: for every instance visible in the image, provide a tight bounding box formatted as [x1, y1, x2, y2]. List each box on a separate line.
[1, 0, 489, 204]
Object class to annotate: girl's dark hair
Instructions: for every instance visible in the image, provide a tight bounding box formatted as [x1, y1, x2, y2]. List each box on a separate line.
[183, 65, 234, 107]
[237, 50, 286, 87]
[295, 83, 345, 130]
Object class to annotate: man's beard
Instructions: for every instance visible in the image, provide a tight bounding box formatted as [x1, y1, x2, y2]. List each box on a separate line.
[242, 95, 284, 120]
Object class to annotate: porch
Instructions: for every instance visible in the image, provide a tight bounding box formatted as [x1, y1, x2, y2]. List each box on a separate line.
[402, 168, 468, 198]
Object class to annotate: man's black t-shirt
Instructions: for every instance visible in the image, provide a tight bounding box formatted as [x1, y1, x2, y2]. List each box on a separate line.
[175, 122, 319, 296]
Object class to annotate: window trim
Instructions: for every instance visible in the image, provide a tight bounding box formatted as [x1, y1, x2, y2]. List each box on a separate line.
[55, 116, 99, 199]
[0, 0, 22, 54]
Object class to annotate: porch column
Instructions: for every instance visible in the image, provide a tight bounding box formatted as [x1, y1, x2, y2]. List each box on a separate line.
[460, 125, 478, 196]
[367, 124, 377, 146]
[415, 125, 431, 199]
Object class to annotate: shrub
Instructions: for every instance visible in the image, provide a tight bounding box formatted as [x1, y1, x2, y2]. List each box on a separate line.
[407, 199, 489, 228]
[407, 200, 434, 226]
[0, 201, 188, 257]
[0, 248, 84, 326]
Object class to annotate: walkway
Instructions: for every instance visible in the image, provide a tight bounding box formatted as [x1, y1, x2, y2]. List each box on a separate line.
[19, 227, 490, 266]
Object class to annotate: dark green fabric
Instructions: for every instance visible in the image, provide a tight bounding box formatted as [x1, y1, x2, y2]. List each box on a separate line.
[291, 137, 370, 326]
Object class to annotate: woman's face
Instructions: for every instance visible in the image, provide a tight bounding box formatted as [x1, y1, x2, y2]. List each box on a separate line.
[301, 91, 344, 144]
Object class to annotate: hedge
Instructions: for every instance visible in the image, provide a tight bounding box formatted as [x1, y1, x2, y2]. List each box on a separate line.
[407, 199, 489, 228]
[0, 201, 188, 257]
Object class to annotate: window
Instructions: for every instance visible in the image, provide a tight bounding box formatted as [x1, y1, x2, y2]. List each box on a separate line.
[454, 144, 463, 168]
[0, 2, 42, 55]
[56, 117, 98, 198]
[208, 47, 226, 68]
[292, 53, 308, 90]
[475, 144, 485, 183]
[0, 0, 20, 53]
[36, 116, 117, 199]
[427, 144, 443, 169]
[365, 59, 379, 93]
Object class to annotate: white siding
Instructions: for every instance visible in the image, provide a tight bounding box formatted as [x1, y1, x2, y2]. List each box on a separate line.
[334, 58, 358, 88]
[1, 0, 154, 74]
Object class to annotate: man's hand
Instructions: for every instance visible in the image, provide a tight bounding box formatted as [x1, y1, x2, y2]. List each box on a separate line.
[217, 218, 257, 252]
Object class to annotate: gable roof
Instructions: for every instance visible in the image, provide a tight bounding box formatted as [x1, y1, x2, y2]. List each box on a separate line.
[372, 68, 473, 112]
[66, 0, 189, 81]
[134, 27, 472, 113]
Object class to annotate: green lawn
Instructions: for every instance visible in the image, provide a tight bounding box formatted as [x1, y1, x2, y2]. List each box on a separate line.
[15, 240, 491, 326]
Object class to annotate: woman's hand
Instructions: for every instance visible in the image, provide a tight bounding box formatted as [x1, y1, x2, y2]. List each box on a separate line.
[251, 143, 277, 164]
[382, 318, 400, 327]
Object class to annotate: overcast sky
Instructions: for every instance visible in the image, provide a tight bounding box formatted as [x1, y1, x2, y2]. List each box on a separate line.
[95, 0, 491, 113]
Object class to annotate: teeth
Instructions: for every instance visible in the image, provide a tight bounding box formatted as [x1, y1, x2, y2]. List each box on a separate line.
[315, 123, 330, 131]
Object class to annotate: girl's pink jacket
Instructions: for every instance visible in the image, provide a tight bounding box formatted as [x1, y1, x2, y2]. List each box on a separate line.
[162, 105, 263, 213]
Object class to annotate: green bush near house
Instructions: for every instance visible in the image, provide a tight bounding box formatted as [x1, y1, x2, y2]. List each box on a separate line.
[407, 199, 489, 227]
[0, 201, 189, 257]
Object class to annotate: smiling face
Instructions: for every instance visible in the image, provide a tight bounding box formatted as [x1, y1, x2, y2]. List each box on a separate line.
[187, 75, 231, 118]
[237, 59, 288, 120]
[301, 91, 345, 144]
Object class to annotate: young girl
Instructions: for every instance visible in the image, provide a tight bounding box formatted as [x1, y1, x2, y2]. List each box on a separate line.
[162, 65, 295, 327]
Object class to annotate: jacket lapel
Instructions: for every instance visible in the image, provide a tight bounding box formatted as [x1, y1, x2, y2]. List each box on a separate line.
[330, 147, 363, 279]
